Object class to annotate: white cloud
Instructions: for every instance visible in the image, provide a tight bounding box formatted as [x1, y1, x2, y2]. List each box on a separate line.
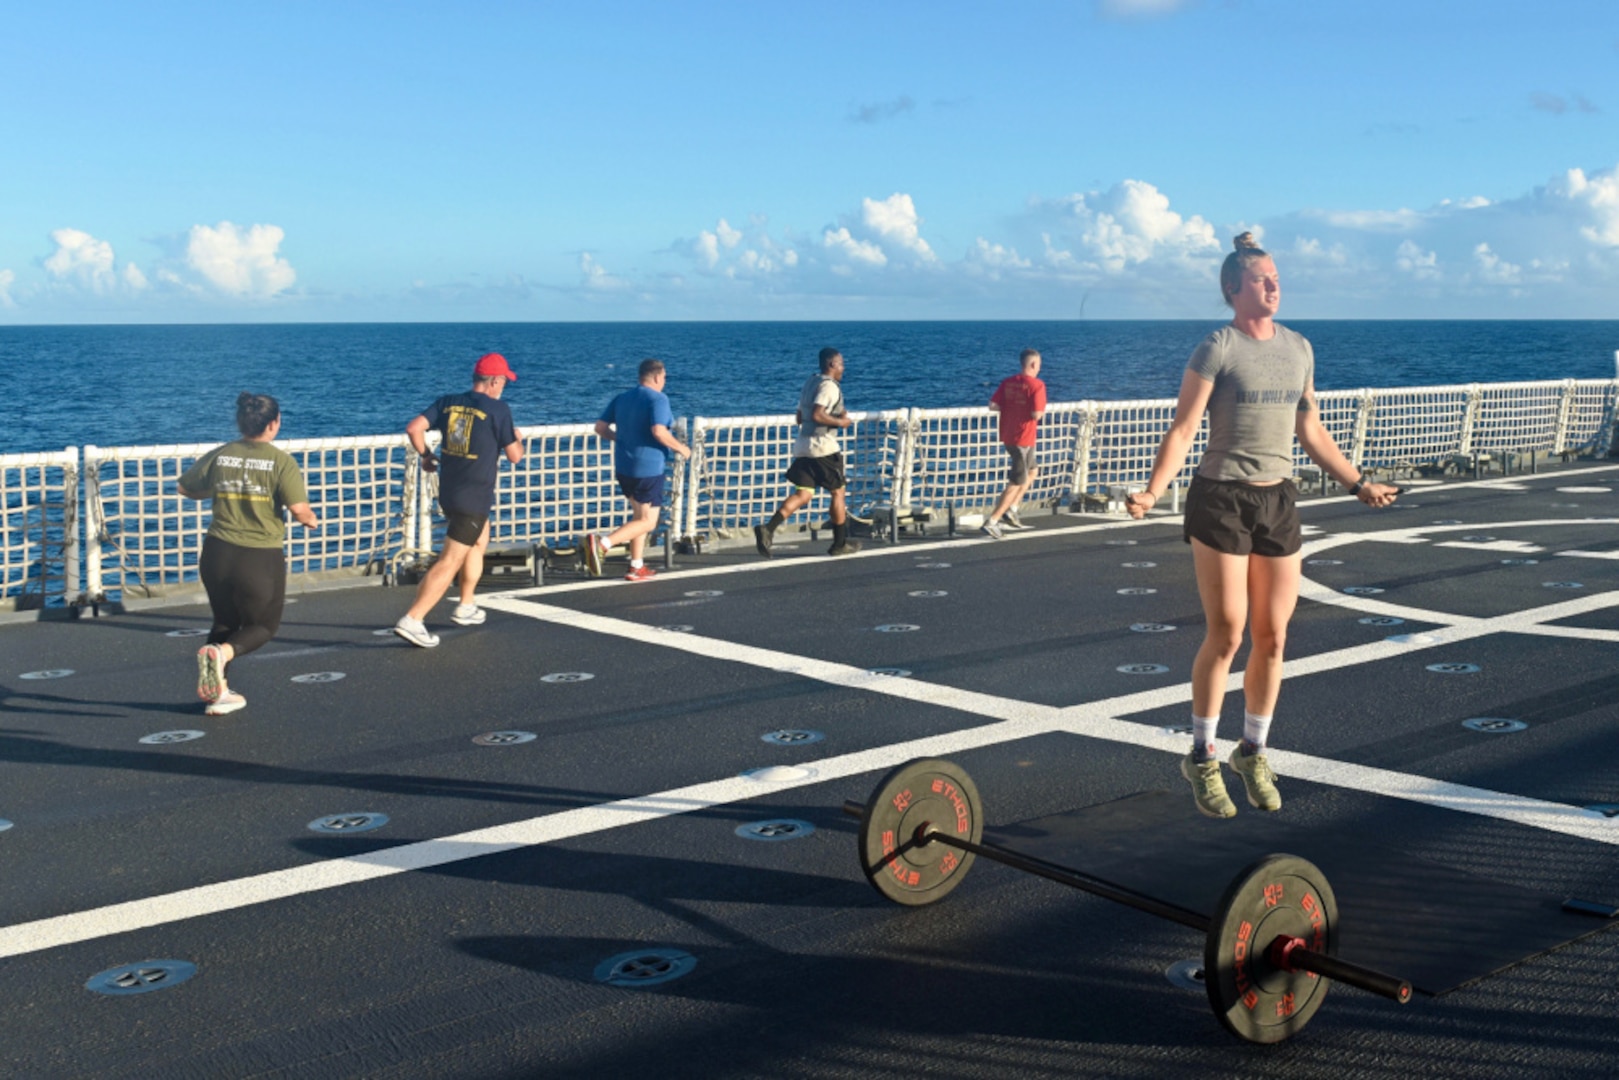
[715, 219, 742, 248]
[184, 222, 296, 298]
[1097, 0, 1195, 18]
[1292, 236, 1349, 267]
[966, 238, 1030, 272]
[1472, 242, 1522, 284]
[1043, 179, 1220, 273]
[579, 251, 627, 289]
[1395, 239, 1440, 280]
[0, 269, 14, 308]
[1307, 208, 1425, 232]
[43, 228, 118, 291]
[1546, 167, 1619, 246]
[823, 226, 887, 267]
[859, 193, 936, 263]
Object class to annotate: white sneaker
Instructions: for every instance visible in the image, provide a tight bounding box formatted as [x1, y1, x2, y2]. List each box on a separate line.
[452, 604, 485, 626]
[1004, 509, 1032, 530]
[206, 690, 247, 716]
[394, 616, 440, 648]
[980, 519, 1004, 540]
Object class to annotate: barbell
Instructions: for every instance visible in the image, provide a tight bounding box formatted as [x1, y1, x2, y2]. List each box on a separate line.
[843, 757, 1412, 1044]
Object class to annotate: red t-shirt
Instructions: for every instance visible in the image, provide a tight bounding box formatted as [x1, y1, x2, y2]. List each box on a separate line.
[990, 374, 1047, 447]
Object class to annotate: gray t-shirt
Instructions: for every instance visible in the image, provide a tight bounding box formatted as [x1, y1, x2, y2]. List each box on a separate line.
[792, 374, 846, 458]
[1187, 323, 1314, 482]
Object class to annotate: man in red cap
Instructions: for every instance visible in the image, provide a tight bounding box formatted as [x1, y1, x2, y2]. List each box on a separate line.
[394, 352, 525, 647]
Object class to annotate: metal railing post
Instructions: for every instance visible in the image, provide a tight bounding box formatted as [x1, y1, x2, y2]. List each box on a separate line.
[1068, 403, 1098, 510]
[82, 445, 105, 602]
[1457, 383, 1482, 459]
[1552, 378, 1577, 457]
[62, 448, 80, 604]
[1349, 391, 1374, 470]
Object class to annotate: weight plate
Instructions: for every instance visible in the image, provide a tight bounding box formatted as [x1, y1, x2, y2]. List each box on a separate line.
[857, 757, 982, 907]
[1205, 853, 1337, 1045]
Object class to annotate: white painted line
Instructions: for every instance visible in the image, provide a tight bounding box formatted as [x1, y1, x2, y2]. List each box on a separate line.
[1558, 550, 1619, 560]
[1435, 540, 1544, 553]
[5, 490, 1617, 961]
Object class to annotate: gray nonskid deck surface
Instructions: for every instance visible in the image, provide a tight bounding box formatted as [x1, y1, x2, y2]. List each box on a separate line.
[2, 463, 1618, 1078]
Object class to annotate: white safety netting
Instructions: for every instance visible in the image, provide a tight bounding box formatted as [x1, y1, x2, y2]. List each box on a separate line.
[688, 411, 906, 538]
[84, 436, 410, 602]
[0, 451, 78, 610]
[20, 375, 1614, 607]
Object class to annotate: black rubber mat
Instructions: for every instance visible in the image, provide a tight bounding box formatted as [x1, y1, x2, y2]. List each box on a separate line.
[983, 791, 1619, 995]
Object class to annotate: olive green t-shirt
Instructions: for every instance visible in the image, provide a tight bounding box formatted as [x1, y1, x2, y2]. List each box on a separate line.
[179, 439, 308, 549]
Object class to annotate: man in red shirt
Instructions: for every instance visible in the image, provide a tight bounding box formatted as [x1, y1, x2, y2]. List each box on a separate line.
[982, 349, 1047, 539]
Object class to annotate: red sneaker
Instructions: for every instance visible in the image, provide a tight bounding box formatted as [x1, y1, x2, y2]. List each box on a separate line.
[624, 565, 657, 583]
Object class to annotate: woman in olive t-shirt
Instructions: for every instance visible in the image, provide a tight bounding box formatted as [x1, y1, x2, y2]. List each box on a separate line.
[178, 393, 320, 716]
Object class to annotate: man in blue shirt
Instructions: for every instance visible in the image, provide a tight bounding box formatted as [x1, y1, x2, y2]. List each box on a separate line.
[587, 359, 691, 581]
[394, 352, 525, 646]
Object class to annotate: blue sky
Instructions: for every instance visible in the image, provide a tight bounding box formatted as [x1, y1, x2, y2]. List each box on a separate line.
[3, 0, 1617, 322]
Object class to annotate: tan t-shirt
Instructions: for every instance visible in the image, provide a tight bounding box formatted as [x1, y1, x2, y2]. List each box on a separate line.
[180, 439, 308, 549]
[792, 374, 846, 459]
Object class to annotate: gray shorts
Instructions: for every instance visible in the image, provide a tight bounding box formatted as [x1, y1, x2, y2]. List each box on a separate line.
[1005, 444, 1037, 484]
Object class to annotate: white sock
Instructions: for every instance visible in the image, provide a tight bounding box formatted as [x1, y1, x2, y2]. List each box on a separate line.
[1243, 711, 1272, 752]
[630, 559, 644, 569]
[1191, 715, 1219, 762]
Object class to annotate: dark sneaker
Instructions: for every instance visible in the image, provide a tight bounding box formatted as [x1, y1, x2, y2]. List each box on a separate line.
[1229, 744, 1282, 811]
[196, 644, 224, 702]
[827, 540, 861, 556]
[754, 524, 775, 558]
[1180, 753, 1237, 819]
[624, 565, 656, 583]
[980, 519, 1004, 540]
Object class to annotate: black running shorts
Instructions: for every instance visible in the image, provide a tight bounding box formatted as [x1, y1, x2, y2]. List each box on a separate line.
[1005, 444, 1037, 484]
[444, 511, 490, 547]
[1183, 475, 1301, 557]
[616, 473, 666, 508]
[784, 453, 846, 492]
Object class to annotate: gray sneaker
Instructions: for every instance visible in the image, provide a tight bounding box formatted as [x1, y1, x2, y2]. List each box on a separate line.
[394, 616, 441, 648]
[827, 539, 861, 556]
[1180, 753, 1237, 819]
[1003, 508, 1032, 530]
[980, 519, 1005, 540]
[1229, 744, 1282, 811]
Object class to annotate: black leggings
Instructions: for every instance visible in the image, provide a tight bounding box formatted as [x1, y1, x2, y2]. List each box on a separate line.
[199, 536, 286, 664]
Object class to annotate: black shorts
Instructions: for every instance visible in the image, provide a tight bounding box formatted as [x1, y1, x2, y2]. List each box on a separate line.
[616, 473, 666, 508]
[444, 511, 490, 547]
[1005, 444, 1037, 484]
[1183, 475, 1301, 557]
[785, 453, 846, 492]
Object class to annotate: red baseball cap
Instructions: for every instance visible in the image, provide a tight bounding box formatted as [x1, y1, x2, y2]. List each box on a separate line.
[473, 352, 517, 382]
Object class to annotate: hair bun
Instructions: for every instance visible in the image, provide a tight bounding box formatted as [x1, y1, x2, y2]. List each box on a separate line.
[1233, 232, 1260, 252]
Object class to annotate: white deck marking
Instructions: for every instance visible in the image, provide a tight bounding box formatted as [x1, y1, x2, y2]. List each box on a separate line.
[2, 475, 1617, 960]
[1559, 549, 1619, 560]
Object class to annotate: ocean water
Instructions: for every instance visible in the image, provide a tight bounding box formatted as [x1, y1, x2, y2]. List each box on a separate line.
[3, 320, 1616, 453]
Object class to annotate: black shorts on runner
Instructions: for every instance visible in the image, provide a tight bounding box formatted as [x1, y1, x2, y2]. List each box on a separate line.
[1183, 475, 1301, 557]
[1005, 444, 1037, 485]
[444, 511, 490, 546]
[784, 453, 846, 492]
[616, 473, 666, 508]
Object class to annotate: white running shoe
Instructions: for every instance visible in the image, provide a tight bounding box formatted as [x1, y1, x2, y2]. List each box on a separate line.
[980, 519, 1005, 540]
[394, 616, 441, 648]
[451, 604, 486, 626]
[206, 690, 247, 716]
[1003, 508, 1033, 530]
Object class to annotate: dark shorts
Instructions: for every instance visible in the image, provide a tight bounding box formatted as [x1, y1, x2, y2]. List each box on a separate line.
[785, 453, 846, 492]
[616, 473, 666, 508]
[1005, 444, 1037, 484]
[1183, 475, 1301, 557]
[444, 511, 490, 547]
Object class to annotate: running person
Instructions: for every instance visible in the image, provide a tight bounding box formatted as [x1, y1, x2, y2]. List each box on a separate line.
[585, 358, 692, 582]
[394, 352, 524, 647]
[179, 393, 320, 716]
[982, 348, 1047, 539]
[754, 347, 860, 558]
[1127, 233, 1398, 818]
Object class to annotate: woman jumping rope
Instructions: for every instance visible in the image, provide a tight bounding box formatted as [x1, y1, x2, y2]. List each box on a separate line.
[1128, 233, 1399, 817]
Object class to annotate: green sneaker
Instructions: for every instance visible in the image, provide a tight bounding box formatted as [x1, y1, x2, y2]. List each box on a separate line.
[1180, 753, 1237, 819]
[1229, 744, 1282, 811]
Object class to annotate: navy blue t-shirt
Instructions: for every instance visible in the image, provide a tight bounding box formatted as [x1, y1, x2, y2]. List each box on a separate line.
[599, 385, 674, 478]
[421, 391, 518, 516]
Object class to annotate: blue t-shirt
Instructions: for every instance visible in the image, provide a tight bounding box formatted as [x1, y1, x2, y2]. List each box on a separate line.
[600, 385, 673, 478]
[421, 391, 517, 516]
